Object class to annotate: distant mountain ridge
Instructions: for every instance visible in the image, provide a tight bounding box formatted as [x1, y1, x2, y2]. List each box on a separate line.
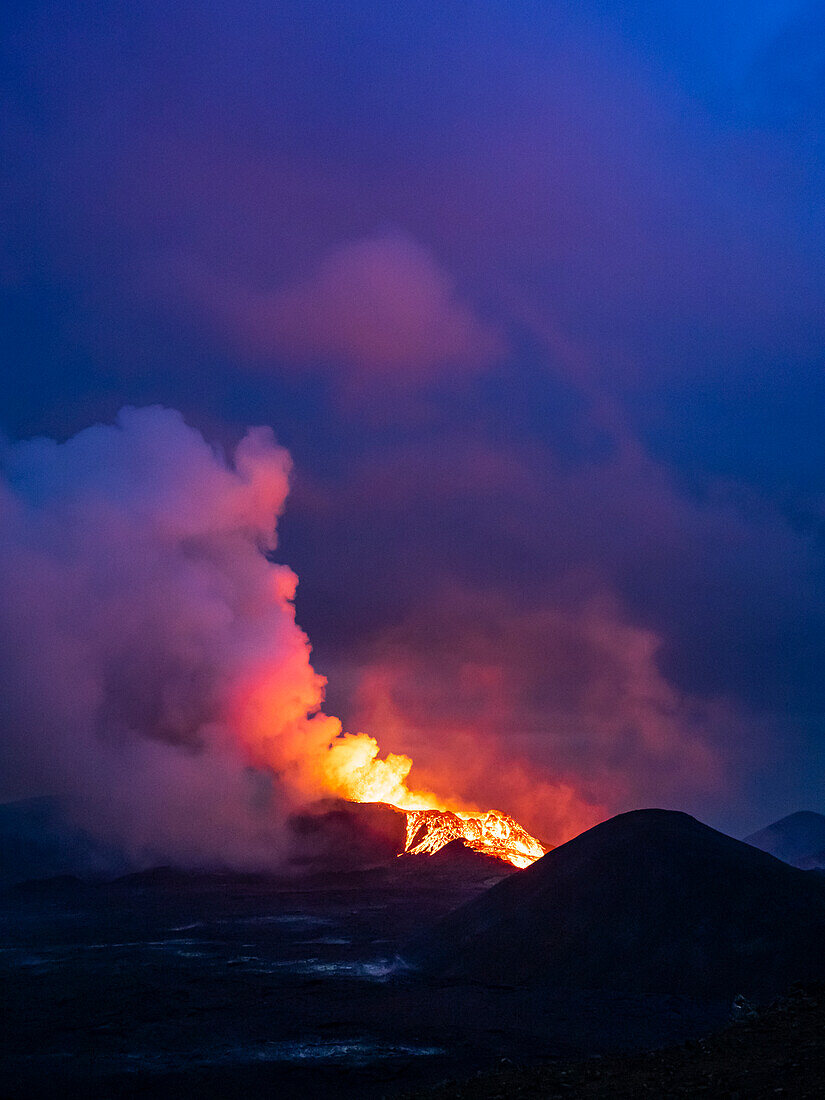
[0, 798, 127, 885]
[404, 808, 825, 998]
[743, 810, 825, 869]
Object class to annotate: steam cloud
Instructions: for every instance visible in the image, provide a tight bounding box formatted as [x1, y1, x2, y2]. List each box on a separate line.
[0, 406, 342, 869]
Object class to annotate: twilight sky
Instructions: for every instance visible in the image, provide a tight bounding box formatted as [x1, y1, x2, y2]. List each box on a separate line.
[2, 0, 825, 841]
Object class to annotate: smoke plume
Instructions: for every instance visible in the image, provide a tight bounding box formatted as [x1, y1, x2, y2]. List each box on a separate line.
[0, 407, 341, 867]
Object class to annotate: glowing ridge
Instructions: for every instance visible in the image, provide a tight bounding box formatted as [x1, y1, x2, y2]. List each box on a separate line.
[399, 806, 546, 869]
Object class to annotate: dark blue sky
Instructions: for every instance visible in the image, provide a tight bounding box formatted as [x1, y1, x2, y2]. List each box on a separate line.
[2, 0, 825, 835]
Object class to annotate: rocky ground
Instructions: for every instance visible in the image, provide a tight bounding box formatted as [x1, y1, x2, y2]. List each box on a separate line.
[0, 862, 727, 1098]
[415, 985, 825, 1099]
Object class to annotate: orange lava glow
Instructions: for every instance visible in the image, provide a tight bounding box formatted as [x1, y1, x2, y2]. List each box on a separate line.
[402, 807, 546, 868]
[318, 732, 547, 868]
[236, 676, 548, 869]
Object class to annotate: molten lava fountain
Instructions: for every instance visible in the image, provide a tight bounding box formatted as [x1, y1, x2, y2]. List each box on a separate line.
[319, 732, 547, 869]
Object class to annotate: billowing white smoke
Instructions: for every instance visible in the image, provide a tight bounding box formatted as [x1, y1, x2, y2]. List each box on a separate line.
[0, 406, 339, 869]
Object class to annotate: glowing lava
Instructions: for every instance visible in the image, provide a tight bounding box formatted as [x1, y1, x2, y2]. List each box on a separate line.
[316, 732, 547, 868]
[402, 807, 546, 868]
[238, 678, 547, 868]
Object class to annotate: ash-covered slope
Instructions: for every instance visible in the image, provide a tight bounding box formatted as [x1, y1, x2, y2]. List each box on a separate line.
[744, 810, 825, 868]
[404, 809, 825, 998]
[421, 837, 507, 870]
[286, 799, 408, 870]
[401, 837, 511, 880]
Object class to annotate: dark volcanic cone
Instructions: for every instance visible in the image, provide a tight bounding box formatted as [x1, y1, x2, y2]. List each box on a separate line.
[286, 799, 407, 870]
[744, 810, 825, 868]
[399, 837, 515, 883]
[403, 809, 825, 998]
[422, 837, 510, 871]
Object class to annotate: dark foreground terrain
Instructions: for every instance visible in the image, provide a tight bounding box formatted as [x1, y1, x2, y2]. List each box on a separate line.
[1, 860, 727, 1099]
[415, 984, 825, 1099]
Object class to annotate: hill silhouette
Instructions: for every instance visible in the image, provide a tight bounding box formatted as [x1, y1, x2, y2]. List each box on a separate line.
[419, 837, 507, 870]
[404, 809, 825, 997]
[0, 798, 126, 884]
[286, 798, 407, 870]
[744, 810, 825, 868]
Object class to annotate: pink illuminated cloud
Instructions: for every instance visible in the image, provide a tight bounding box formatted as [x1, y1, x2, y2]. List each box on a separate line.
[178, 233, 504, 385]
[342, 586, 730, 846]
[0, 407, 345, 869]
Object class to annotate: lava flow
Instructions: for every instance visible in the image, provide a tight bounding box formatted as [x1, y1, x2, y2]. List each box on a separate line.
[316, 731, 547, 868]
[401, 807, 546, 868]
